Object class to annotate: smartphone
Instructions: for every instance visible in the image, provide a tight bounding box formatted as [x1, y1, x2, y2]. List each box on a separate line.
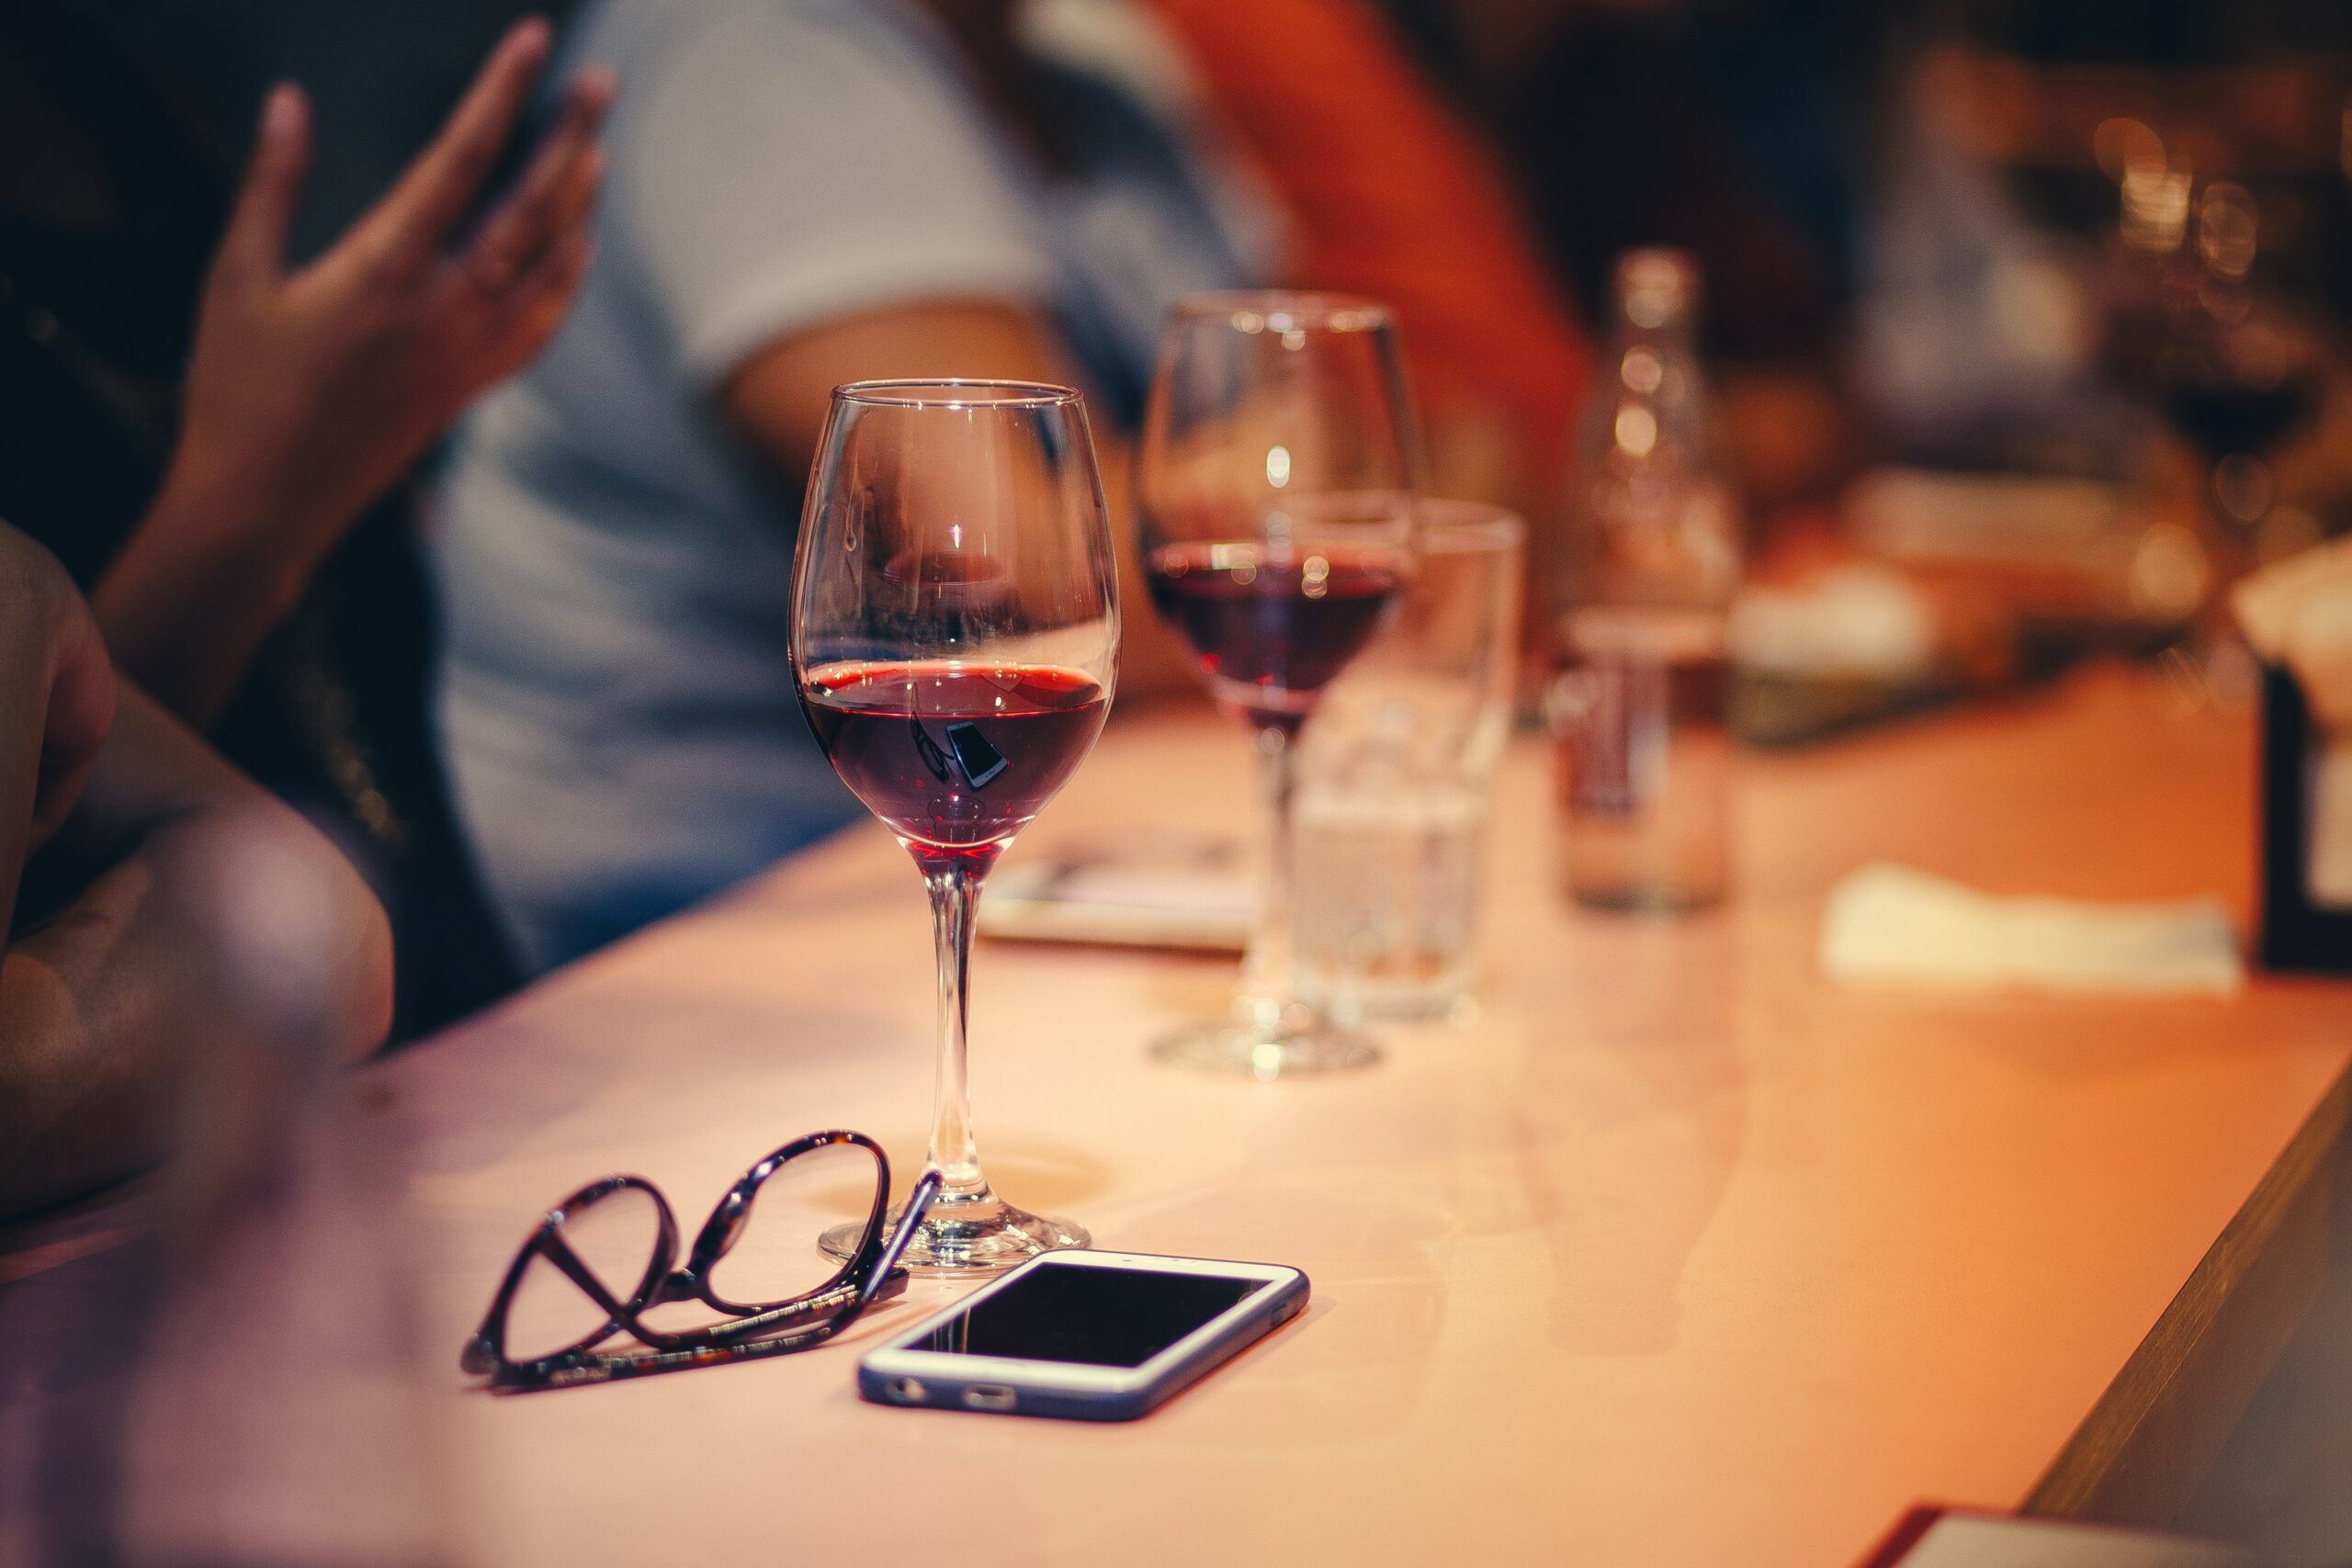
[857, 1250, 1309, 1421]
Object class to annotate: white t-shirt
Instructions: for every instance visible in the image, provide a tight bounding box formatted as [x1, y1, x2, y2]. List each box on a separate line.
[431, 0, 1276, 970]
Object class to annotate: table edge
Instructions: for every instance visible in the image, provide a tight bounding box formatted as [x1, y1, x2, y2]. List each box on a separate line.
[2023, 1061, 2352, 1521]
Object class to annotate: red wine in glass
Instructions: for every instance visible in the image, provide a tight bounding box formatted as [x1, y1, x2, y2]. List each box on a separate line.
[2160, 374, 2319, 460]
[791, 378, 1118, 1273]
[1145, 541, 1408, 729]
[1136, 291, 1420, 1077]
[802, 661, 1110, 868]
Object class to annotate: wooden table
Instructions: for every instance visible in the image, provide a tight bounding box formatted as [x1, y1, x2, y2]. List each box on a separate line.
[376, 664, 2352, 1567]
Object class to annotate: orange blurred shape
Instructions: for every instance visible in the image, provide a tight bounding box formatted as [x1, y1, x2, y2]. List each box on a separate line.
[1148, 0, 1589, 480]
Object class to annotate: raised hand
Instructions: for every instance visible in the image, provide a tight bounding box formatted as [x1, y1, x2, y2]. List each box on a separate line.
[164, 18, 614, 569]
[96, 18, 613, 723]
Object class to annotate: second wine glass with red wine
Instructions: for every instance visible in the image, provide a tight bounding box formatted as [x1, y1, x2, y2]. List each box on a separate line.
[792, 380, 1117, 1272]
[1140, 292, 1420, 1076]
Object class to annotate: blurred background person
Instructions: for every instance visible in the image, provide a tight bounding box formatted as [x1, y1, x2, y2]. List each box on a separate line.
[0, 524, 391, 1219]
[1145, 0, 1590, 525]
[430, 0, 1284, 971]
[0, 6, 611, 1036]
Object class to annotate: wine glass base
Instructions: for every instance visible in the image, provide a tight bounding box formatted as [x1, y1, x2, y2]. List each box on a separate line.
[1148, 1019, 1381, 1078]
[820, 1196, 1090, 1277]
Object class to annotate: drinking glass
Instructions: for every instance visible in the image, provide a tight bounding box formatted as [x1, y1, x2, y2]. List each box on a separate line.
[1138, 292, 1420, 1076]
[791, 380, 1117, 1272]
[1294, 502, 1522, 1022]
[2154, 183, 2322, 570]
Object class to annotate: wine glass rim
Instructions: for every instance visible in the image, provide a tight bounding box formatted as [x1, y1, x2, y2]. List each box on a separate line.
[831, 378, 1084, 409]
[1170, 290, 1396, 333]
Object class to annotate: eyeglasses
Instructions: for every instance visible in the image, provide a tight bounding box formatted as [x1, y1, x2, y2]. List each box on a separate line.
[461, 1130, 940, 1392]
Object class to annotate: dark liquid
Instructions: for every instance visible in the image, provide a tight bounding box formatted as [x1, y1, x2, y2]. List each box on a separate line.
[2161, 378, 2318, 457]
[802, 662, 1107, 867]
[1145, 542, 1404, 726]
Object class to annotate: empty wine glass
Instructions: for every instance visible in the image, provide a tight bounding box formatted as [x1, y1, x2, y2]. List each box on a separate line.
[792, 380, 1117, 1272]
[1138, 292, 1421, 1077]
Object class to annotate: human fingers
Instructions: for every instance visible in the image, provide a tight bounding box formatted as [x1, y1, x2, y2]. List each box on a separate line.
[466, 67, 615, 294]
[29, 581, 116, 850]
[348, 17, 553, 269]
[488, 226, 596, 366]
[212, 84, 311, 286]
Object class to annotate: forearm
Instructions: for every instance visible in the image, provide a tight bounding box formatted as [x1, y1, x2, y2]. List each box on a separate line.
[91, 464, 315, 728]
[0, 688, 393, 1217]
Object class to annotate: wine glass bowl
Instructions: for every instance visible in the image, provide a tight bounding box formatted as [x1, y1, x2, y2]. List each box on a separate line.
[798, 662, 1108, 870]
[1138, 293, 1421, 1076]
[1143, 525, 1414, 731]
[791, 379, 1116, 1271]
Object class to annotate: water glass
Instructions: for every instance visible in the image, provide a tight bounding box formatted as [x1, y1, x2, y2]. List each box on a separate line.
[1294, 502, 1523, 1021]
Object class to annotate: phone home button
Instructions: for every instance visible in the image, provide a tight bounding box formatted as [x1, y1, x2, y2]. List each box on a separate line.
[962, 1384, 1018, 1412]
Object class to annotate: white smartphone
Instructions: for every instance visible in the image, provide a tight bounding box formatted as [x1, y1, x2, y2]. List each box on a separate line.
[857, 1250, 1309, 1421]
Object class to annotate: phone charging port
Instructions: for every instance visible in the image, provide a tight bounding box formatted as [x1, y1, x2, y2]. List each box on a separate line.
[961, 1384, 1018, 1412]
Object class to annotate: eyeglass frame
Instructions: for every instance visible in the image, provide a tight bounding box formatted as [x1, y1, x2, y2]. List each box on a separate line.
[460, 1129, 942, 1393]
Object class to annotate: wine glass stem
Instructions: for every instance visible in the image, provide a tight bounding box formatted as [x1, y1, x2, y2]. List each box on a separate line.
[1236, 719, 1301, 1032]
[922, 862, 989, 1204]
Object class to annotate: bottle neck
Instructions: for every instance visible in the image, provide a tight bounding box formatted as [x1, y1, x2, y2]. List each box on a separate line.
[1612, 313, 1694, 356]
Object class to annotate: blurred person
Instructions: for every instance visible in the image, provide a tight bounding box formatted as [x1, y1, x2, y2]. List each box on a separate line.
[1873, 4, 2352, 471]
[0, 525, 392, 1220]
[1145, 0, 1590, 524]
[0, 6, 611, 1035]
[432, 0, 1282, 970]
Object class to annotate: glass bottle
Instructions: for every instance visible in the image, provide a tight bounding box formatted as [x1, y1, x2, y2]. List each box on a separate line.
[1549, 249, 1741, 910]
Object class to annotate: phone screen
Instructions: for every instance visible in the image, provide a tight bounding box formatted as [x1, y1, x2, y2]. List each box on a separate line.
[910, 1265, 1266, 1367]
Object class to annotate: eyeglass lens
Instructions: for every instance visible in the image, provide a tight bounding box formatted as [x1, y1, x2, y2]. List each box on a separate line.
[707, 1139, 886, 1308]
[504, 1184, 664, 1363]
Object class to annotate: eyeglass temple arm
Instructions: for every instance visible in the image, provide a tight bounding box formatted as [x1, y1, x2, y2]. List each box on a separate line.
[861, 1169, 944, 1305]
[495, 1314, 851, 1391]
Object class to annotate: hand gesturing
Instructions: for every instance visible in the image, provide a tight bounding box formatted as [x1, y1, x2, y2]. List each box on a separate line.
[162, 17, 616, 578]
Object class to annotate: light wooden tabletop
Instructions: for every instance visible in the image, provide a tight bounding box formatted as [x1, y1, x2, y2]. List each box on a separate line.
[378, 664, 2352, 1568]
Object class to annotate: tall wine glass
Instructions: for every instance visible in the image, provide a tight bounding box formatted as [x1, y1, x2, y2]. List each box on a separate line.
[792, 380, 1117, 1272]
[1138, 292, 1420, 1077]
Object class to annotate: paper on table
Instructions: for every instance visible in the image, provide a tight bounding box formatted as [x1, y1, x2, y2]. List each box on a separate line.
[978, 859, 1252, 953]
[1734, 566, 1939, 681]
[1820, 863, 2244, 996]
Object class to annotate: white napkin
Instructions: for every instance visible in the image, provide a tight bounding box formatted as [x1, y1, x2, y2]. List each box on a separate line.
[1732, 565, 1939, 681]
[2233, 536, 2352, 727]
[1820, 863, 2244, 996]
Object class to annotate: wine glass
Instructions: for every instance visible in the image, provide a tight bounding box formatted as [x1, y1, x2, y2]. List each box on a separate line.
[1138, 292, 1421, 1077]
[791, 380, 1117, 1272]
[2154, 184, 2322, 561]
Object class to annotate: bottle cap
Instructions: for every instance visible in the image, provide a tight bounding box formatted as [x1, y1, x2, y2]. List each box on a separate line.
[1616, 248, 1701, 331]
